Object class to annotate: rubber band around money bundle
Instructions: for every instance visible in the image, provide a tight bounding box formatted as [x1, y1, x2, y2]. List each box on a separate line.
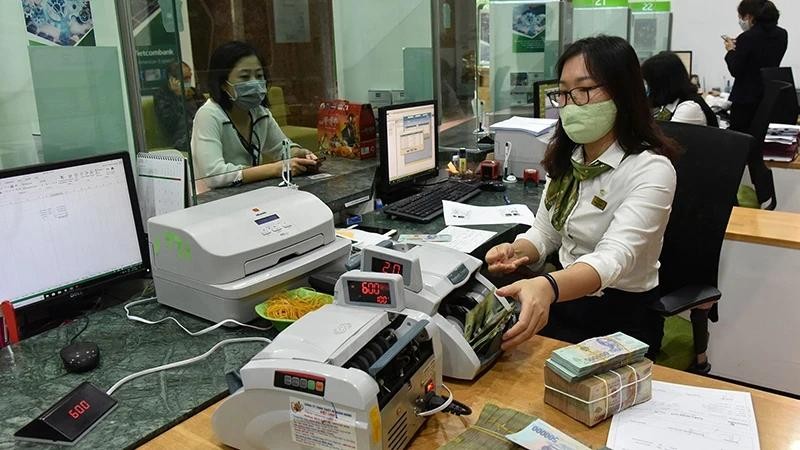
[544, 364, 650, 421]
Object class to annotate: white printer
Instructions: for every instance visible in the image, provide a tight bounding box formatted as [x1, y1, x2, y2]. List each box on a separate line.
[359, 244, 516, 380]
[147, 187, 351, 323]
[213, 271, 445, 450]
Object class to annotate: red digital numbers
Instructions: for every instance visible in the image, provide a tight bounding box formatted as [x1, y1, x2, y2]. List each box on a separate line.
[360, 282, 383, 296]
[376, 295, 389, 304]
[380, 261, 402, 274]
[68, 400, 91, 420]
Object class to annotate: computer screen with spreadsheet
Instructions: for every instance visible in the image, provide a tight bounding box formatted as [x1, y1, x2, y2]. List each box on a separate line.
[380, 101, 439, 186]
[0, 152, 147, 309]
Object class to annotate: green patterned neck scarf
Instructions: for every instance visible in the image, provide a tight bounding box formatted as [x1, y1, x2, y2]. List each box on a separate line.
[545, 157, 614, 231]
[654, 106, 674, 121]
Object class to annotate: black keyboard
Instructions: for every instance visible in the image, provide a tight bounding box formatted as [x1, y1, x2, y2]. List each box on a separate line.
[383, 180, 481, 222]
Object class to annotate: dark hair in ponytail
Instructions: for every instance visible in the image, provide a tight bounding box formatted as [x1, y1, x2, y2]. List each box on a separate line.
[738, 0, 780, 26]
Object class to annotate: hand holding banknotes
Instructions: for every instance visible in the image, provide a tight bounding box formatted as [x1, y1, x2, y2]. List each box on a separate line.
[486, 242, 531, 273]
[495, 277, 555, 350]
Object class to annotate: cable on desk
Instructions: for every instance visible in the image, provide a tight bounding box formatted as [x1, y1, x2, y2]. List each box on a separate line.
[106, 337, 271, 395]
[124, 297, 271, 336]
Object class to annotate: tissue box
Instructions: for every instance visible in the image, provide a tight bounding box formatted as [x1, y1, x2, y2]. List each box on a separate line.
[544, 358, 653, 426]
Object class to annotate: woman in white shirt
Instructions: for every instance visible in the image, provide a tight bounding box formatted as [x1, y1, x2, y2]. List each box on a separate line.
[191, 41, 317, 190]
[485, 36, 680, 359]
[642, 52, 719, 127]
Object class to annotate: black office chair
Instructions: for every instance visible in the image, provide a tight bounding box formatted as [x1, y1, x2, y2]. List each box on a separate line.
[652, 122, 753, 373]
[746, 77, 792, 210]
[761, 67, 799, 125]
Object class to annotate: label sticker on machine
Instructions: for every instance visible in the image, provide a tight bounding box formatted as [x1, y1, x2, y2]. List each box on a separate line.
[289, 396, 357, 450]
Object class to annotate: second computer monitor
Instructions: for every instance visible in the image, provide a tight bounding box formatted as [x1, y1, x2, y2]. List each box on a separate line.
[378, 101, 439, 192]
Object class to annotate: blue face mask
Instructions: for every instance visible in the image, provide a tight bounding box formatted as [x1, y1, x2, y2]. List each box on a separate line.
[227, 79, 266, 110]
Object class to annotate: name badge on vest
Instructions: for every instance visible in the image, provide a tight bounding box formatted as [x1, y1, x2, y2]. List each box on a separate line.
[591, 195, 608, 211]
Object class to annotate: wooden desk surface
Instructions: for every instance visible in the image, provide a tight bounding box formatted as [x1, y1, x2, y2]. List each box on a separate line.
[766, 154, 800, 170]
[725, 206, 800, 250]
[139, 336, 800, 450]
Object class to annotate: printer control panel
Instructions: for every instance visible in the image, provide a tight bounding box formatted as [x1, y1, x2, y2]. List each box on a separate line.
[251, 210, 293, 238]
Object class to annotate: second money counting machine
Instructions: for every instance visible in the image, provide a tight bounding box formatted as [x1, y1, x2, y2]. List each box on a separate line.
[212, 271, 469, 450]
[358, 244, 516, 380]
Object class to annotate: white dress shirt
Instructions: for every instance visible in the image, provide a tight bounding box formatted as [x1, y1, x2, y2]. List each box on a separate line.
[517, 142, 676, 294]
[664, 99, 708, 126]
[191, 99, 297, 191]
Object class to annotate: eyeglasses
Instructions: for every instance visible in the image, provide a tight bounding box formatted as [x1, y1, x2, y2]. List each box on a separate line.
[546, 85, 605, 107]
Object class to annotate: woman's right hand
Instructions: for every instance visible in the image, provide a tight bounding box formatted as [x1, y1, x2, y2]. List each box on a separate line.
[485, 243, 530, 274]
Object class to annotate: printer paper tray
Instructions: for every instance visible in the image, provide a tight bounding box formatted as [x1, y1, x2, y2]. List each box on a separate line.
[155, 237, 350, 299]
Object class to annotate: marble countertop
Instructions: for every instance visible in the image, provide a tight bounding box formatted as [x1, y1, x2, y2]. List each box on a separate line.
[0, 298, 275, 449]
[196, 155, 377, 212]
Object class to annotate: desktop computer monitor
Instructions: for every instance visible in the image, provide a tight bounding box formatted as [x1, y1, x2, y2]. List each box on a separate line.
[672, 50, 693, 77]
[377, 100, 440, 195]
[0, 152, 148, 311]
[533, 79, 560, 119]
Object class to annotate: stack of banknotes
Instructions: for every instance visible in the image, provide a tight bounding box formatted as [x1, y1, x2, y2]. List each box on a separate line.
[543, 333, 652, 426]
[545, 332, 648, 382]
[462, 290, 514, 354]
[544, 358, 653, 426]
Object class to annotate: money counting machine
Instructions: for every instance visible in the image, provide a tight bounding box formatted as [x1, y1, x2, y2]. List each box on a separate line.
[148, 187, 350, 323]
[213, 271, 464, 450]
[359, 244, 516, 380]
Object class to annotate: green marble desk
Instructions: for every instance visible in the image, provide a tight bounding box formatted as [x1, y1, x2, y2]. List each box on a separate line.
[0, 298, 275, 449]
[196, 156, 376, 212]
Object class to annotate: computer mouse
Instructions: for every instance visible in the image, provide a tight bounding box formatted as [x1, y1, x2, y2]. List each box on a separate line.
[60, 342, 100, 373]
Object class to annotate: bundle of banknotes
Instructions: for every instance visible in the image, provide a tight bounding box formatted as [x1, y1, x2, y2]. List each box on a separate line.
[440, 404, 602, 450]
[545, 332, 649, 382]
[544, 357, 653, 426]
[462, 290, 514, 354]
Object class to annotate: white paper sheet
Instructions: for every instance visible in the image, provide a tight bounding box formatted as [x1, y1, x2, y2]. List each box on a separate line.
[424, 226, 497, 253]
[489, 116, 557, 136]
[442, 200, 535, 226]
[607, 381, 760, 450]
[136, 152, 186, 225]
[335, 228, 389, 249]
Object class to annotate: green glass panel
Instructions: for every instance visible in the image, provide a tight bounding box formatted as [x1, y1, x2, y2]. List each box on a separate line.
[29, 46, 129, 163]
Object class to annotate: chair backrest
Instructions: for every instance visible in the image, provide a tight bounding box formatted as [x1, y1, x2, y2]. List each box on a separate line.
[745, 78, 788, 208]
[657, 122, 752, 294]
[761, 67, 799, 125]
[268, 86, 288, 127]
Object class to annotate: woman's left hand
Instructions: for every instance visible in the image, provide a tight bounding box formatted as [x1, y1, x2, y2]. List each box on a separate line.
[496, 277, 555, 350]
[724, 37, 736, 52]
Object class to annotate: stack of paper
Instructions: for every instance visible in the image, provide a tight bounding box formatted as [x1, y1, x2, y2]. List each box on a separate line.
[489, 116, 557, 137]
[607, 381, 761, 450]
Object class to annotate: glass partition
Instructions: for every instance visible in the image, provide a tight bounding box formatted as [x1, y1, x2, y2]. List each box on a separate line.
[183, 0, 336, 197]
[489, 0, 571, 115]
[630, 11, 672, 61]
[131, 0, 195, 155]
[572, 6, 631, 41]
[0, 1, 135, 171]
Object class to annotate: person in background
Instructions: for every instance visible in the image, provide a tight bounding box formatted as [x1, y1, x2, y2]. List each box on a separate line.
[723, 0, 787, 133]
[642, 52, 719, 127]
[154, 61, 204, 151]
[191, 41, 317, 190]
[484, 36, 680, 360]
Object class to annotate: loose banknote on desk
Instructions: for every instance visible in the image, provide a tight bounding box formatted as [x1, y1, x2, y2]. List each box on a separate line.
[546, 332, 648, 382]
[439, 404, 603, 450]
